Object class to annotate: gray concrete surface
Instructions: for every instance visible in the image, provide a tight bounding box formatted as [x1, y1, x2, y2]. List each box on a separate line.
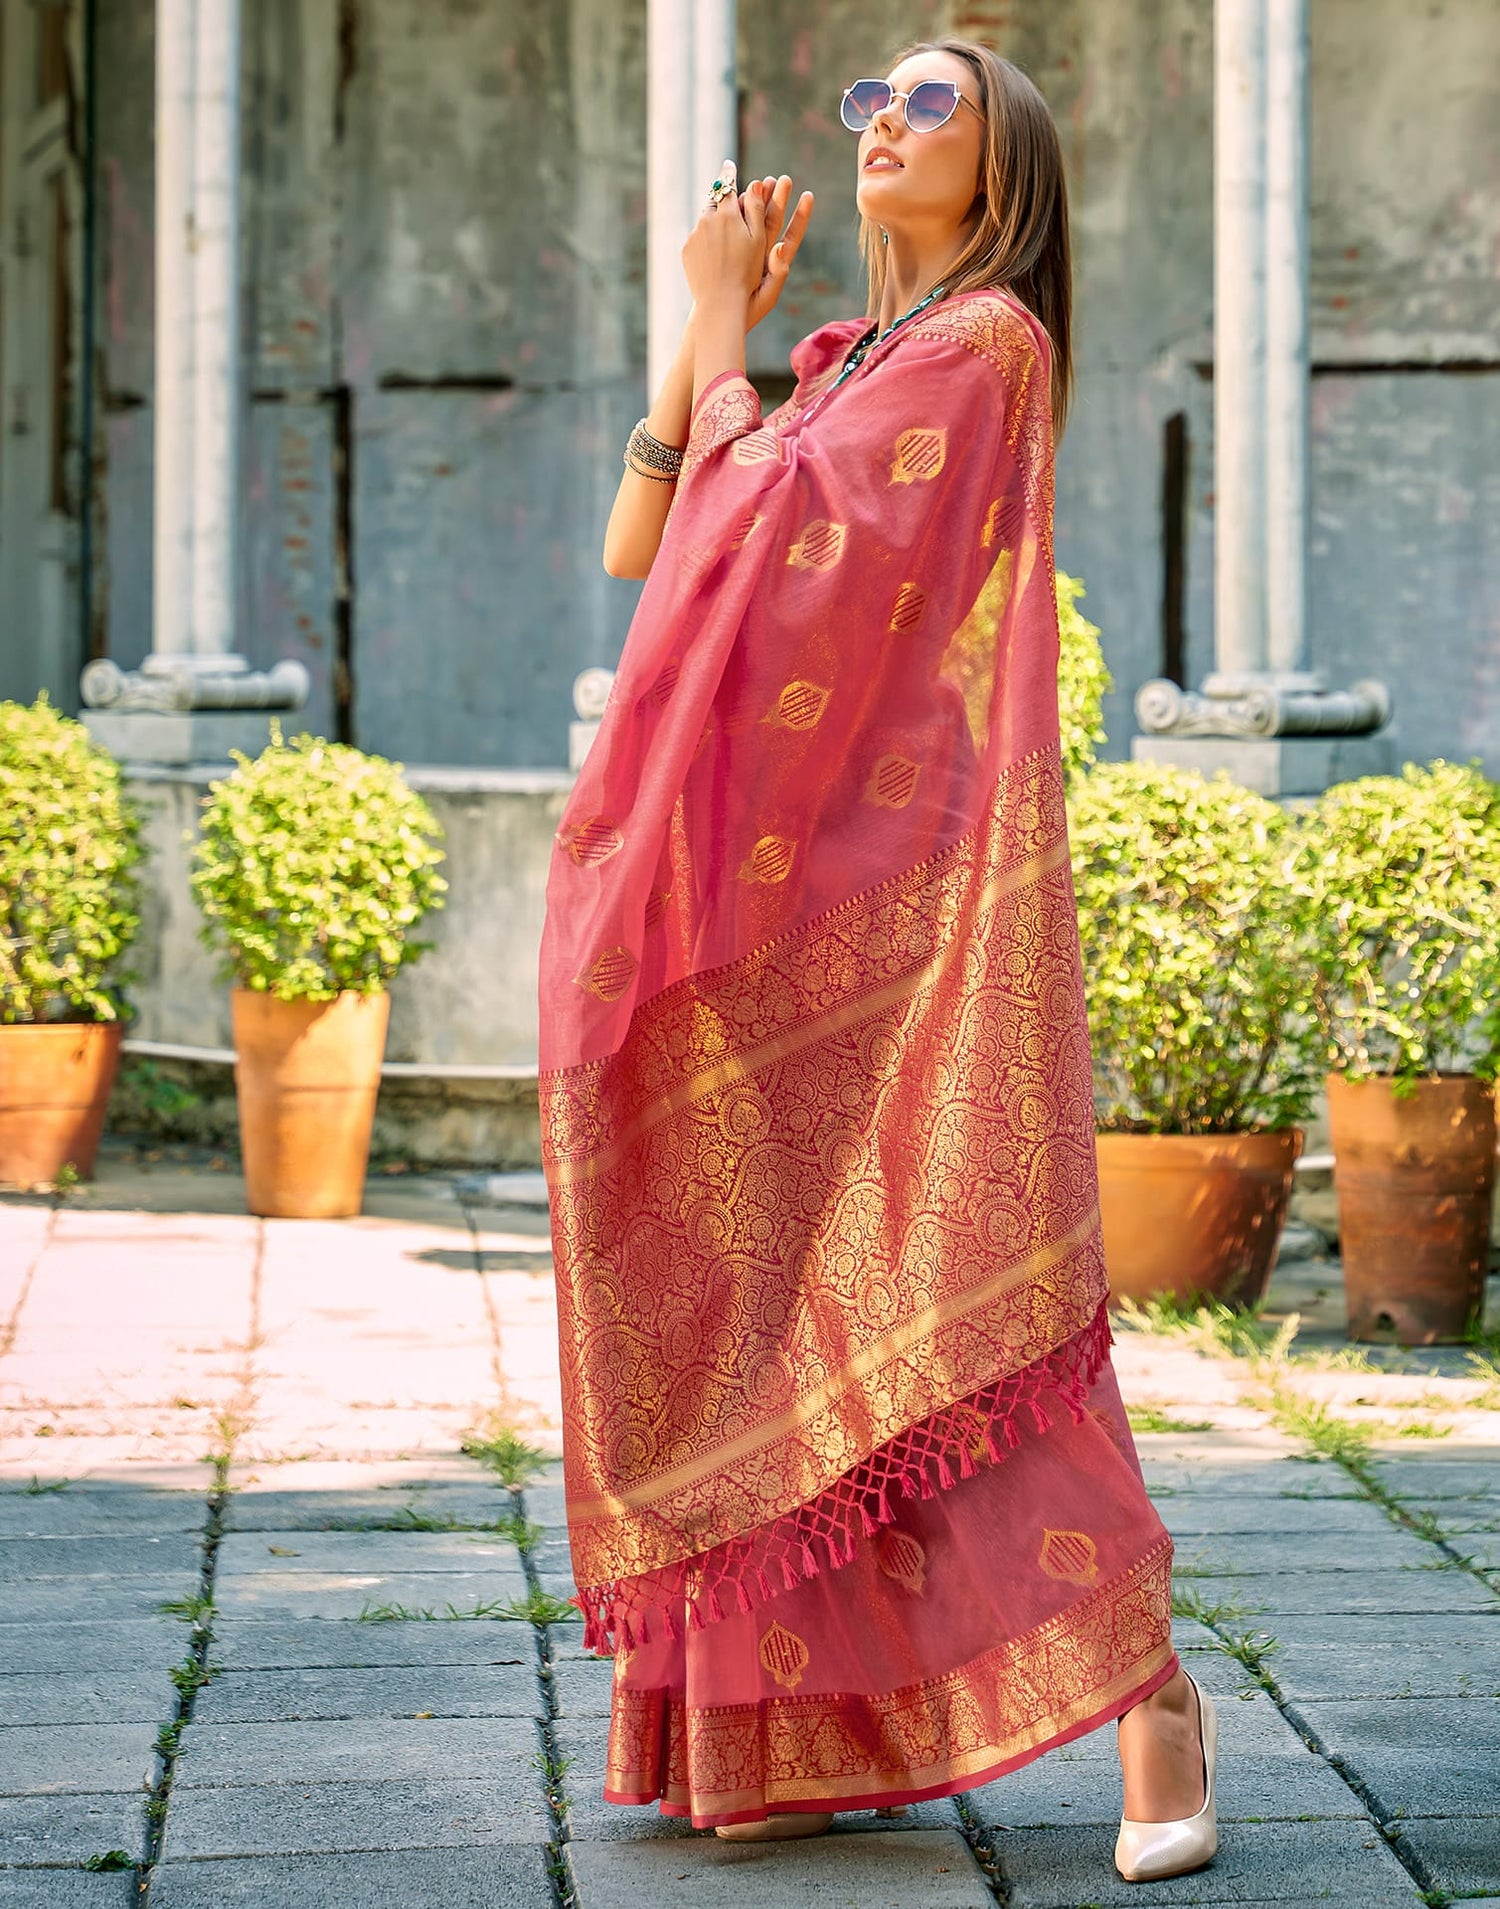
[3, 1159, 1497, 1905]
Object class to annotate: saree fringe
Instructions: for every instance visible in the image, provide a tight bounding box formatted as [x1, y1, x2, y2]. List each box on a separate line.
[574, 1299, 1113, 1654]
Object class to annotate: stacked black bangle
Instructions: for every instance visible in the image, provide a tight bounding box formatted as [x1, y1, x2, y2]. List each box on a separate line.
[625, 417, 685, 482]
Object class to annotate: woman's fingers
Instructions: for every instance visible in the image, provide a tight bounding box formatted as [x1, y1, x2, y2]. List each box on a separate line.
[771, 190, 814, 271]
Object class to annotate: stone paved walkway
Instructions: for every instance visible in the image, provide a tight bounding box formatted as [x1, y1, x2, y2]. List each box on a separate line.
[2, 1141, 1497, 1907]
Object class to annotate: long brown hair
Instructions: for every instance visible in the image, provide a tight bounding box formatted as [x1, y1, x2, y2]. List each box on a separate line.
[860, 40, 1074, 435]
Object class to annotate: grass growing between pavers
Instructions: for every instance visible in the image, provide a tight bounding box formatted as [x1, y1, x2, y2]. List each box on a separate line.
[1120, 1294, 1500, 1907]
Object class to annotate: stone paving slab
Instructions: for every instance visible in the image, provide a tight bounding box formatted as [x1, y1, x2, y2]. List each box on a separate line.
[1157, 1495, 1400, 1536]
[0, 1725, 157, 1797]
[0, 1577, 200, 1625]
[222, 1486, 512, 1532]
[211, 1568, 530, 1621]
[193, 1662, 541, 1722]
[213, 1531, 524, 1576]
[0, 1535, 202, 1579]
[148, 1847, 554, 1906]
[1367, 1458, 1500, 1499]
[0, 1874, 138, 1908]
[990, 1818, 1421, 1906]
[158, 1775, 550, 1859]
[0, 1668, 172, 1726]
[0, 1791, 147, 1866]
[0, 1487, 205, 1535]
[1175, 1566, 1496, 1615]
[206, 1617, 538, 1672]
[1296, 1696, 1500, 1821]
[1136, 1458, 1361, 1498]
[174, 1715, 540, 1788]
[1269, 1613, 1500, 1699]
[1168, 1526, 1440, 1575]
[564, 1828, 994, 1908]
[1385, 1816, 1500, 1899]
[0, 1618, 188, 1676]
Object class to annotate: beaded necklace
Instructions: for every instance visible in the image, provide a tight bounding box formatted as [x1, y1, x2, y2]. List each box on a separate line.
[824, 281, 948, 397]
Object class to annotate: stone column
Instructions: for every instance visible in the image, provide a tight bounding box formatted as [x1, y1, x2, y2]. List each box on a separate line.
[646, 0, 738, 397]
[82, 0, 305, 766]
[1132, 0, 1393, 798]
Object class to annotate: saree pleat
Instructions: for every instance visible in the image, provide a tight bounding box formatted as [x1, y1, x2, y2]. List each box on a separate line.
[539, 287, 1175, 1825]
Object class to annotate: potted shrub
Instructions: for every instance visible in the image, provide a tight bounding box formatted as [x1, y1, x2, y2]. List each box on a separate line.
[1069, 760, 1321, 1307]
[190, 725, 447, 1218]
[1056, 570, 1111, 784]
[0, 696, 142, 1187]
[1287, 760, 1500, 1344]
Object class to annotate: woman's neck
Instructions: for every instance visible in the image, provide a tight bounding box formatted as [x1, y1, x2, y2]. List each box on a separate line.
[875, 222, 974, 331]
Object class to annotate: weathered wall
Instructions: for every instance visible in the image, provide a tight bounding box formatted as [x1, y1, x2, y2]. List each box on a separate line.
[88, 0, 1499, 772]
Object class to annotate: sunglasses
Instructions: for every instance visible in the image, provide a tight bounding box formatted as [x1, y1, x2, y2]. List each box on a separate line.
[840, 77, 983, 136]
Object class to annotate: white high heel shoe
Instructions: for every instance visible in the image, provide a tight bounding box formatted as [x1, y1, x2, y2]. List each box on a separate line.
[1114, 1670, 1218, 1884]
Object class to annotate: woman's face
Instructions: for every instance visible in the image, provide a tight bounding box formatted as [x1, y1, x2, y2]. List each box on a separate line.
[853, 52, 986, 241]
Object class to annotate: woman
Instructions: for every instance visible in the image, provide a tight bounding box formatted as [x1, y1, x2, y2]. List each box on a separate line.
[538, 38, 1216, 1885]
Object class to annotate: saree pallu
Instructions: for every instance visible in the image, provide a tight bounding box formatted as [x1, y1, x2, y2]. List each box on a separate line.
[539, 287, 1176, 1826]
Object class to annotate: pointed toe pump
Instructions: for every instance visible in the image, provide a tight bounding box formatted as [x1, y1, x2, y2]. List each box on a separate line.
[1114, 1671, 1218, 1884]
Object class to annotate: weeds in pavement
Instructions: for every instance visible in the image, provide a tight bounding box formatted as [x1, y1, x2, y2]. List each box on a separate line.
[357, 1588, 578, 1624]
[157, 1591, 215, 1626]
[21, 1475, 68, 1494]
[1171, 1584, 1259, 1626]
[462, 1421, 550, 1490]
[82, 1851, 134, 1872]
[531, 1744, 575, 1819]
[1126, 1405, 1214, 1434]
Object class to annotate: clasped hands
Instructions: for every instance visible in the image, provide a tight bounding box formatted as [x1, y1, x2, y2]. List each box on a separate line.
[681, 167, 815, 331]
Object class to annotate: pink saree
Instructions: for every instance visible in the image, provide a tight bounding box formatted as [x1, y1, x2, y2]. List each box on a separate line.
[539, 286, 1176, 1826]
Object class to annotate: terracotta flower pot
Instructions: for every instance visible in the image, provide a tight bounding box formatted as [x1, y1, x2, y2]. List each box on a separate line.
[1325, 1072, 1494, 1344]
[1096, 1127, 1304, 1310]
[231, 988, 390, 1219]
[0, 1021, 124, 1187]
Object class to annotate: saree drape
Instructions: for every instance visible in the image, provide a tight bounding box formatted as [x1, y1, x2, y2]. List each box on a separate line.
[539, 286, 1175, 1825]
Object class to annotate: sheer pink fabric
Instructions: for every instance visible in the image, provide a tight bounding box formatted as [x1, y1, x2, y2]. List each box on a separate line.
[539, 288, 1175, 1824]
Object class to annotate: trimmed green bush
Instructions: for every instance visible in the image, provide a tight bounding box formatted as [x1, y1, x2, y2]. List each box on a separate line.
[1056, 570, 1112, 781]
[1286, 760, 1500, 1082]
[190, 725, 448, 1002]
[0, 695, 142, 1025]
[1068, 760, 1320, 1133]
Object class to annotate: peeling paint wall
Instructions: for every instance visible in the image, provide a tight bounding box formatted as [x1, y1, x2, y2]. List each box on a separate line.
[87, 0, 1499, 771]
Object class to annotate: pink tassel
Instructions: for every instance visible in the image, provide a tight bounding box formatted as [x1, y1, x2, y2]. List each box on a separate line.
[687, 1599, 705, 1633]
[936, 1453, 955, 1490]
[1003, 1416, 1022, 1449]
[801, 1539, 819, 1578]
[781, 1555, 799, 1590]
[705, 1586, 724, 1623]
[663, 1603, 679, 1641]
[1029, 1397, 1052, 1433]
[918, 1466, 936, 1500]
[957, 1441, 977, 1479]
[755, 1566, 773, 1601]
[734, 1579, 753, 1614]
[876, 1483, 892, 1523]
[982, 1426, 1002, 1463]
[620, 1614, 635, 1649]
[859, 1501, 879, 1538]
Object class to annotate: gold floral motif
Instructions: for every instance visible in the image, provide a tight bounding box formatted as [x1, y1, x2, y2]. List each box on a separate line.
[980, 498, 1009, 549]
[643, 888, 673, 931]
[786, 520, 848, 572]
[562, 817, 624, 867]
[575, 946, 638, 1004]
[758, 1620, 811, 1692]
[731, 429, 779, 465]
[604, 1540, 1174, 1817]
[890, 426, 947, 486]
[730, 509, 766, 550]
[889, 581, 927, 632]
[1039, 1528, 1099, 1585]
[766, 681, 832, 731]
[737, 835, 797, 885]
[864, 755, 920, 810]
[873, 1526, 928, 1594]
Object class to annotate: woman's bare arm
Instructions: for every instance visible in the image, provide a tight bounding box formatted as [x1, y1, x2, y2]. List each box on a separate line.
[602, 316, 696, 582]
[602, 175, 813, 583]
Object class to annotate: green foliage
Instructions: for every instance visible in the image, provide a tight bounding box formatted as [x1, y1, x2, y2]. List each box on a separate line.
[0, 695, 142, 1024]
[1056, 570, 1112, 781]
[190, 725, 447, 1002]
[1068, 760, 1321, 1133]
[1285, 760, 1500, 1081]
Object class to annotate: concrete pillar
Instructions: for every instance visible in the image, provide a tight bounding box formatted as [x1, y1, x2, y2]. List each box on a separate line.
[1131, 0, 1393, 795]
[646, 0, 737, 397]
[81, 0, 305, 766]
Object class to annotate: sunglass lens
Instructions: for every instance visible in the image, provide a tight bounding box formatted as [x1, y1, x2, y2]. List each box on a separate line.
[841, 79, 892, 131]
[906, 81, 960, 132]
